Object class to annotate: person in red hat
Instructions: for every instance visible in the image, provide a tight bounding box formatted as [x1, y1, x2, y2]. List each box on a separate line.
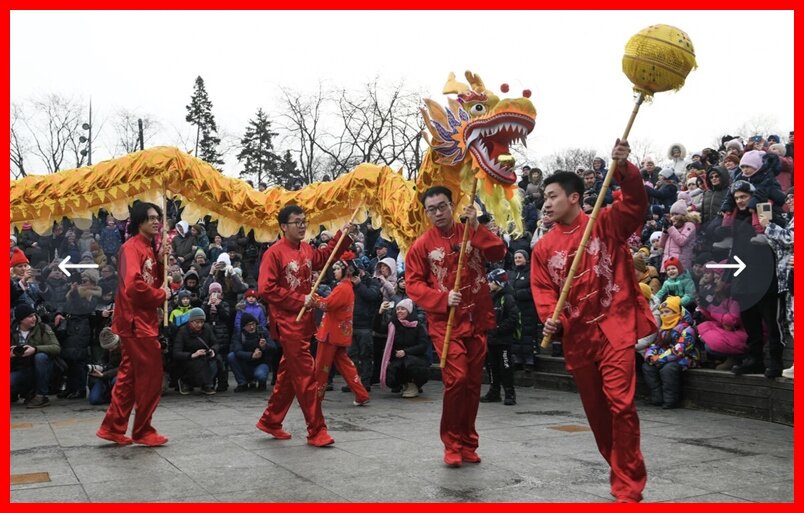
[97, 201, 171, 447]
[312, 252, 370, 406]
[405, 186, 506, 467]
[255, 204, 355, 447]
[531, 140, 655, 503]
[11, 246, 41, 310]
[655, 257, 696, 308]
[234, 288, 268, 334]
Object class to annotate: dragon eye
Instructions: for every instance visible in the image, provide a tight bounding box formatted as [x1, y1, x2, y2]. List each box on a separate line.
[472, 104, 486, 114]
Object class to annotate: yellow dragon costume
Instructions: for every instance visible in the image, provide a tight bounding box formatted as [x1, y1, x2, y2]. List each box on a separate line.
[10, 71, 536, 250]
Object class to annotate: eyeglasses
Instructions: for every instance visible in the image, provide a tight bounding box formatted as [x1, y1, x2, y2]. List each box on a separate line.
[147, 215, 161, 221]
[284, 219, 308, 228]
[424, 202, 452, 215]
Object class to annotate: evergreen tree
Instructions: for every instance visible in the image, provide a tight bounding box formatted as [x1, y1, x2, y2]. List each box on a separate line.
[279, 150, 304, 189]
[185, 76, 224, 168]
[237, 108, 280, 186]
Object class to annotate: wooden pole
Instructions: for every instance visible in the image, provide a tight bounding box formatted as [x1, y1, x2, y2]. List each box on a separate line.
[439, 178, 479, 369]
[540, 93, 645, 349]
[295, 204, 363, 322]
[162, 184, 170, 327]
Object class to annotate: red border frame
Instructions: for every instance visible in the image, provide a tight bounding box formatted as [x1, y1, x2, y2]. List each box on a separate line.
[3, 3, 799, 511]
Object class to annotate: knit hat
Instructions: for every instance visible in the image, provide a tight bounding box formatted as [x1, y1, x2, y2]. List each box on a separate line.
[658, 168, 675, 179]
[514, 249, 530, 262]
[664, 257, 684, 274]
[669, 200, 688, 216]
[10, 235, 17, 244]
[216, 253, 231, 266]
[660, 295, 682, 315]
[730, 180, 756, 195]
[208, 282, 223, 294]
[686, 177, 700, 187]
[14, 303, 36, 322]
[769, 143, 787, 157]
[677, 192, 692, 207]
[187, 307, 206, 322]
[244, 288, 258, 298]
[99, 327, 120, 351]
[195, 248, 206, 259]
[637, 246, 650, 257]
[650, 231, 663, 244]
[178, 289, 192, 301]
[724, 154, 740, 166]
[686, 161, 704, 171]
[81, 251, 94, 261]
[397, 298, 414, 314]
[639, 283, 653, 301]
[650, 205, 664, 217]
[725, 138, 744, 152]
[740, 150, 764, 171]
[633, 253, 648, 273]
[767, 134, 781, 144]
[486, 268, 508, 286]
[240, 312, 258, 327]
[81, 269, 100, 284]
[10, 247, 29, 267]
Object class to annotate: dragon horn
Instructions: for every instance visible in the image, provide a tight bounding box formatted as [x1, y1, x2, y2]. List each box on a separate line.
[442, 72, 470, 95]
[464, 71, 486, 92]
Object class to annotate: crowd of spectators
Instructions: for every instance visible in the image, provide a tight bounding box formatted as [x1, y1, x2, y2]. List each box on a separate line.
[11, 131, 793, 411]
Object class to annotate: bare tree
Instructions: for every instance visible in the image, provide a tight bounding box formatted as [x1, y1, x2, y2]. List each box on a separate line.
[23, 94, 83, 173]
[542, 147, 598, 174]
[110, 109, 160, 156]
[629, 137, 661, 166]
[279, 84, 327, 185]
[10, 102, 29, 179]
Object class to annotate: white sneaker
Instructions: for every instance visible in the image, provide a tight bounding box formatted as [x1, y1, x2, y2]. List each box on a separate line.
[353, 398, 370, 406]
[712, 237, 733, 249]
[401, 382, 419, 398]
[781, 365, 794, 379]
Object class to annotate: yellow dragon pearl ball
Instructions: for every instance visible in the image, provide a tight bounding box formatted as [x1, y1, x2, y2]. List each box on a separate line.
[622, 24, 697, 96]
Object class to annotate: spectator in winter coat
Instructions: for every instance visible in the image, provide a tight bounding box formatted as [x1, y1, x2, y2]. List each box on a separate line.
[376, 298, 430, 398]
[99, 216, 122, 263]
[665, 143, 688, 180]
[190, 224, 210, 255]
[480, 269, 519, 406]
[11, 303, 61, 408]
[700, 166, 730, 226]
[697, 269, 747, 370]
[173, 308, 219, 395]
[768, 143, 793, 193]
[659, 200, 699, 272]
[207, 234, 227, 263]
[344, 264, 382, 392]
[191, 249, 212, 281]
[655, 257, 696, 308]
[98, 265, 118, 306]
[373, 257, 398, 302]
[684, 177, 704, 211]
[228, 312, 276, 392]
[169, 290, 193, 327]
[172, 220, 197, 271]
[87, 327, 122, 405]
[78, 230, 95, 255]
[642, 296, 699, 409]
[722, 154, 741, 180]
[721, 150, 787, 227]
[634, 253, 662, 295]
[234, 288, 268, 334]
[646, 168, 678, 211]
[203, 282, 231, 391]
[510, 250, 539, 369]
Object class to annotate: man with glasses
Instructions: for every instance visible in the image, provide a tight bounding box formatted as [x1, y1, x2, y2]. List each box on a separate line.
[97, 201, 171, 447]
[255, 204, 355, 447]
[405, 186, 507, 467]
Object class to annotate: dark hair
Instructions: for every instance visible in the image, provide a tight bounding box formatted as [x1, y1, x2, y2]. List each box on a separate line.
[128, 201, 163, 236]
[582, 169, 596, 178]
[543, 171, 584, 199]
[420, 186, 453, 205]
[278, 204, 304, 225]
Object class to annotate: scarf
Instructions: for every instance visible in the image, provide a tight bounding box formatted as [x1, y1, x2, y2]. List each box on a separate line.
[660, 311, 682, 331]
[379, 318, 418, 390]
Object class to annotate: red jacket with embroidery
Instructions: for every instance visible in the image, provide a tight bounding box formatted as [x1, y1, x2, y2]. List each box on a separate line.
[257, 233, 347, 342]
[112, 234, 166, 338]
[314, 279, 354, 347]
[530, 161, 657, 370]
[405, 223, 507, 340]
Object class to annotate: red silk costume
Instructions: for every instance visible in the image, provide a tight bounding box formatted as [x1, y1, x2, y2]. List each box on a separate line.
[530, 161, 655, 502]
[99, 234, 166, 442]
[313, 279, 369, 403]
[256, 233, 346, 441]
[405, 222, 506, 456]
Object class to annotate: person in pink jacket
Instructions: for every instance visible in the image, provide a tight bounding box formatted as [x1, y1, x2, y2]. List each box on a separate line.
[697, 267, 748, 371]
[660, 200, 699, 272]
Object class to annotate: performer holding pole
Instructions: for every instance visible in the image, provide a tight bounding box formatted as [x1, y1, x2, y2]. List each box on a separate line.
[97, 201, 171, 446]
[255, 204, 355, 447]
[405, 186, 506, 467]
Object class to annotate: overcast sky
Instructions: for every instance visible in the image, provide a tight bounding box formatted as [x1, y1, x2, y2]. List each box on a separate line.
[10, 10, 794, 177]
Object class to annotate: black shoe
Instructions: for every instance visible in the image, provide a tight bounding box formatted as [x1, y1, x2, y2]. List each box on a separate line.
[216, 380, 228, 392]
[257, 382, 267, 391]
[732, 357, 765, 375]
[391, 386, 402, 393]
[480, 391, 502, 403]
[662, 403, 678, 409]
[66, 390, 86, 400]
[341, 385, 351, 393]
[503, 395, 516, 406]
[234, 384, 249, 393]
[57, 389, 71, 399]
[201, 385, 216, 395]
[765, 367, 783, 379]
[325, 383, 334, 391]
[26, 395, 49, 408]
[551, 343, 563, 357]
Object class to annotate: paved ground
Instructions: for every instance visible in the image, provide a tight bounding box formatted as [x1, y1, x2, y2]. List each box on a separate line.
[10, 377, 793, 503]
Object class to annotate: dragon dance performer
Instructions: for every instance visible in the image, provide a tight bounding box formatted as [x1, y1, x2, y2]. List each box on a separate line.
[97, 202, 171, 446]
[312, 252, 371, 406]
[405, 186, 507, 467]
[531, 140, 655, 503]
[256, 204, 354, 447]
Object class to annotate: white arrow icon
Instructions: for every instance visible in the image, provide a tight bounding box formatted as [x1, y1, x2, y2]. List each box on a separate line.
[57, 255, 99, 277]
[706, 255, 747, 277]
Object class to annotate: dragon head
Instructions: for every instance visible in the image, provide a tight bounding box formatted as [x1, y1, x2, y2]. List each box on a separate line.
[421, 71, 536, 185]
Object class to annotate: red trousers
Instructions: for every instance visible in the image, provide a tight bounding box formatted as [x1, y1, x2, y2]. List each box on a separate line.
[433, 332, 487, 453]
[314, 341, 369, 403]
[570, 332, 647, 502]
[258, 336, 327, 439]
[99, 336, 163, 440]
